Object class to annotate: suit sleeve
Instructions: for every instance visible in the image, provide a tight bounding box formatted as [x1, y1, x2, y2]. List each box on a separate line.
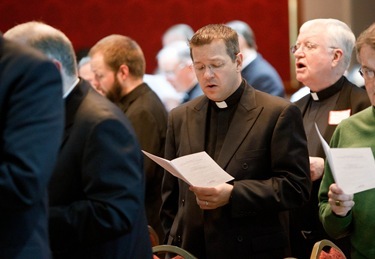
[49, 118, 145, 246]
[160, 111, 180, 241]
[0, 56, 64, 210]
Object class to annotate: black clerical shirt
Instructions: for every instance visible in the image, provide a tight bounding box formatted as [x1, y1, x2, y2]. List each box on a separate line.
[205, 81, 245, 160]
[303, 76, 344, 156]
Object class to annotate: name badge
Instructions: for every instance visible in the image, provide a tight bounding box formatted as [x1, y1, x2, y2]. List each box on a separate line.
[328, 109, 351, 125]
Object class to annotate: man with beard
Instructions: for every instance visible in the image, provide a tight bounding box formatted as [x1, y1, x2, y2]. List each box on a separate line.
[89, 35, 168, 241]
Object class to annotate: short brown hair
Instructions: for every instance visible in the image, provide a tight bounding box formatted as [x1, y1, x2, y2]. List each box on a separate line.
[89, 34, 145, 78]
[356, 23, 375, 62]
[189, 24, 239, 62]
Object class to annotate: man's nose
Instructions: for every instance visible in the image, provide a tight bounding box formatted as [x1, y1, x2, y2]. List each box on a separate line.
[203, 66, 214, 78]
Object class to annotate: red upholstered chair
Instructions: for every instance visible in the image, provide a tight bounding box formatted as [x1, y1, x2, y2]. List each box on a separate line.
[310, 239, 346, 259]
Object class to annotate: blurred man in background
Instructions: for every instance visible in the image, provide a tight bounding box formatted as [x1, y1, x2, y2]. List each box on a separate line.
[157, 40, 203, 103]
[226, 20, 285, 97]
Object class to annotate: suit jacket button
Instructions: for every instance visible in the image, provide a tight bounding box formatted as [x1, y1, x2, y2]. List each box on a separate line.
[242, 163, 248, 169]
[177, 235, 182, 242]
[237, 235, 243, 242]
[182, 199, 185, 205]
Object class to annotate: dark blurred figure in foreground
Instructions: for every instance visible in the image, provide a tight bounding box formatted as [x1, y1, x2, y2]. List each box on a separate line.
[0, 33, 64, 258]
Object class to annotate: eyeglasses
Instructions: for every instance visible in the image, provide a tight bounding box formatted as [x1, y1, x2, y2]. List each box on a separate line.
[359, 67, 375, 80]
[290, 42, 319, 54]
[290, 42, 337, 54]
[193, 62, 226, 75]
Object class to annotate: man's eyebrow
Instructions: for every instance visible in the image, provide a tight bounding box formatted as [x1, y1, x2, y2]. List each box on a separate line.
[194, 58, 224, 63]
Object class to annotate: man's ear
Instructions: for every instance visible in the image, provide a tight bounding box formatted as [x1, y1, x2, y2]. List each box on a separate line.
[117, 64, 129, 81]
[235, 53, 243, 72]
[332, 49, 343, 66]
[52, 58, 62, 72]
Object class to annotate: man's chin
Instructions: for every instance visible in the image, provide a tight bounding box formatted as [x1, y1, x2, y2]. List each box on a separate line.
[295, 74, 307, 85]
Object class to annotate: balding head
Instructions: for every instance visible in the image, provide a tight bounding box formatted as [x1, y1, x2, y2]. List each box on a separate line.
[5, 21, 78, 93]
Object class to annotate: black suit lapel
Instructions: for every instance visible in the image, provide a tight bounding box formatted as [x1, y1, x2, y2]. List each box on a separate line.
[186, 97, 208, 153]
[217, 85, 262, 169]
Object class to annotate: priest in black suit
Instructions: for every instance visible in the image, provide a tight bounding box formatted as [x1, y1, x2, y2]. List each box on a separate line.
[161, 24, 310, 259]
[289, 18, 370, 258]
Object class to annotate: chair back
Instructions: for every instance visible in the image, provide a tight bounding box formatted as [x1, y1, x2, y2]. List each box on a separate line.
[148, 225, 160, 247]
[152, 244, 197, 259]
[310, 239, 346, 259]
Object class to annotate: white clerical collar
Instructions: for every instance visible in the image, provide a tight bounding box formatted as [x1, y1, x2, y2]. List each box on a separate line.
[215, 101, 228, 109]
[310, 92, 319, 101]
[63, 78, 80, 99]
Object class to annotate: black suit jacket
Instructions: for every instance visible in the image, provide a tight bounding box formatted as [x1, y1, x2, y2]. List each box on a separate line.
[161, 82, 311, 259]
[242, 54, 285, 97]
[48, 80, 152, 259]
[0, 36, 64, 258]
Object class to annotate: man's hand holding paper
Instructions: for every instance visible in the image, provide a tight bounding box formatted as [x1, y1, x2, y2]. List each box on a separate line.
[328, 183, 355, 217]
[190, 183, 234, 210]
[315, 123, 375, 194]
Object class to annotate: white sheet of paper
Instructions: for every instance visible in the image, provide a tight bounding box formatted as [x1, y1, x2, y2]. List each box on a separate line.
[142, 150, 234, 187]
[315, 123, 375, 194]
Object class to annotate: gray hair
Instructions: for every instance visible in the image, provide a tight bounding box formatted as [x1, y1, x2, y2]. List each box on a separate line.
[225, 20, 257, 49]
[162, 24, 194, 46]
[4, 21, 78, 78]
[78, 56, 91, 69]
[301, 18, 355, 71]
[157, 40, 192, 65]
